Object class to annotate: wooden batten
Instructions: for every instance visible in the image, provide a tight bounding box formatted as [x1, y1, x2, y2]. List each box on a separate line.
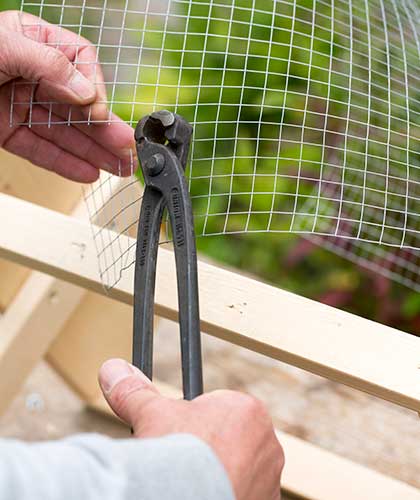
[47, 292, 133, 402]
[1, 193, 419, 413]
[0, 171, 139, 411]
[0, 150, 82, 311]
[0, 173, 419, 500]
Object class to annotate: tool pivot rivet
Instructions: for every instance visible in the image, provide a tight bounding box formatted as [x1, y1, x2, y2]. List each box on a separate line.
[146, 153, 165, 176]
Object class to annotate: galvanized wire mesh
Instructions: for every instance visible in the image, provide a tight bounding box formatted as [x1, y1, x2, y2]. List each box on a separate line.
[15, 0, 420, 290]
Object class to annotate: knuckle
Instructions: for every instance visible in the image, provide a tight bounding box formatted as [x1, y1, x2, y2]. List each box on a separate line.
[80, 37, 98, 57]
[29, 135, 43, 160]
[0, 32, 22, 77]
[238, 393, 266, 417]
[0, 39, 11, 74]
[211, 390, 269, 418]
[42, 49, 73, 81]
[47, 49, 71, 70]
[267, 435, 285, 484]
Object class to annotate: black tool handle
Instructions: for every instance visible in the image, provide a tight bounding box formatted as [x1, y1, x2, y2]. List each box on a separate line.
[166, 169, 203, 400]
[133, 146, 203, 400]
[133, 187, 164, 381]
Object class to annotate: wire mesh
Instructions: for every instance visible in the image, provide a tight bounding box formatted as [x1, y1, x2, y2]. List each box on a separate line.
[15, 0, 420, 290]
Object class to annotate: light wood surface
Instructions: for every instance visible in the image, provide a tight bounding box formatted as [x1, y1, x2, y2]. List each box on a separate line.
[47, 293, 132, 402]
[0, 194, 91, 413]
[1, 193, 419, 412]
[1, 157, 418, 500]
[0, 173, 135, 412]
[0, 150, 81, 311]
[47, 291, 420, 494]
[0, 274, 84, 414]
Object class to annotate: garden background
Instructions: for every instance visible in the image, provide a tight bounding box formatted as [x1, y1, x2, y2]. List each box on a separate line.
[3, 0, 419, 335]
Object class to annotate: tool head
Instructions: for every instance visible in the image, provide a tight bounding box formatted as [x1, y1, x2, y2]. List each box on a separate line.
[135, 111, 193, 170]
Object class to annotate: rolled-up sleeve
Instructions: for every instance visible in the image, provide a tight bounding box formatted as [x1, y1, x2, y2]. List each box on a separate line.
[0, 434, 235, 500]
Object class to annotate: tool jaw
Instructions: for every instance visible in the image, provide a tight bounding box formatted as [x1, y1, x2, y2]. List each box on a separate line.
[136, 136, 187, 198]
[135, 110, 193, 172]
[135, 111, 194, 206]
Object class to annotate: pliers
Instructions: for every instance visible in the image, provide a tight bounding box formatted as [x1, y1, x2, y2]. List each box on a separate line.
[133, 110, 203, 400]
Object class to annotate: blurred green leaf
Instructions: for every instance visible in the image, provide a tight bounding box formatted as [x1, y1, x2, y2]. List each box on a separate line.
[0, 1, 21, 11]
[402, 293, 420, 319]
[13, 0, 419, 335]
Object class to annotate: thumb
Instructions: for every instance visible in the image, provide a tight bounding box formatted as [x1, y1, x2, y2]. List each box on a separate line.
[99, 359, 162, 429]
[0, 28, 96, 105]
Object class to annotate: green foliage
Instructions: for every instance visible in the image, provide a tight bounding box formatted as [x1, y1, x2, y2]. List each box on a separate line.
[116, 0, 419, 242]
[10, 0, 420, 333]
[117, 0, 347, 236]
[114, 0, 420, 333]
[402, 293, 420, 319]
[0, 1, 21, 11]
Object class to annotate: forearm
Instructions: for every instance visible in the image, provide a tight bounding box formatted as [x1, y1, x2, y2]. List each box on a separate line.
[0, 433, 235, 500]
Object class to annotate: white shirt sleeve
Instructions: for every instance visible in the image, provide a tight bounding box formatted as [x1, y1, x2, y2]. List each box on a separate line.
[0, 433, 235, 500]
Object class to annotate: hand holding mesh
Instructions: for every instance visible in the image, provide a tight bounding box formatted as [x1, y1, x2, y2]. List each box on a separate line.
[1, 10, 135, 182]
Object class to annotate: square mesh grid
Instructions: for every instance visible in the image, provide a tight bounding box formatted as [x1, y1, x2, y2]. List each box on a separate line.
[15, 0, 420, 290]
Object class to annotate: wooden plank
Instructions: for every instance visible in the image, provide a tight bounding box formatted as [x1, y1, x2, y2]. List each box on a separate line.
[0, 150, 82, 311]
[89, 384, 420, 500]
[0, 260, 27, 314]
[0, 194, 92, 413]
[47, 292, 132, 402]
[47, 290, 161, 403]
[279, 431, 420, 500]
[0, 193, 419, 412]
[0, 274, 84, 414]
[0, 175, 136, 412]
[0, 150, 81, 211]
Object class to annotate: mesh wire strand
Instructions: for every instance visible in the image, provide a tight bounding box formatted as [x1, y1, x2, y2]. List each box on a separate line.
[15, 0, 420, 290]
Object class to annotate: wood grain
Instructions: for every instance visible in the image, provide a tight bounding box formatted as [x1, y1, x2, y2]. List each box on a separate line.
[1, 192, 419, 412]
[0, 150, 81, 311]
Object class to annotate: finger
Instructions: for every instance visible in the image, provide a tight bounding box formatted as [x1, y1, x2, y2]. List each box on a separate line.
[0, 28, 97, 106]
[20, 12, 108, 121]
[7, 12, 136, 160]
[30, 106, 135, 176]
[36, 96, 136, 161]
[3, 127, 99, 183]
[99, 359, 164, 428]
[20, 12, 105, 93]
[73, 44, 108, 121]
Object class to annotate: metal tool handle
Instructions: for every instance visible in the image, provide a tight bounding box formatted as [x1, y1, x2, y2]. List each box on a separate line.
[133, 112, 203, 400]
[166, 167, 203, 400]
[133, 187, 164, 380]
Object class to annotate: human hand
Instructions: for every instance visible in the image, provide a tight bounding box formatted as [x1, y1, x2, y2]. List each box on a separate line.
[99, 358, 284, 500]
[0, 11, 135, 182]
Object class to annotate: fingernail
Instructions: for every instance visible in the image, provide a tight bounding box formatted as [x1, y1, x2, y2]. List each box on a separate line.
[69, 71, 96, 101]
[99, 358, 135, 393]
